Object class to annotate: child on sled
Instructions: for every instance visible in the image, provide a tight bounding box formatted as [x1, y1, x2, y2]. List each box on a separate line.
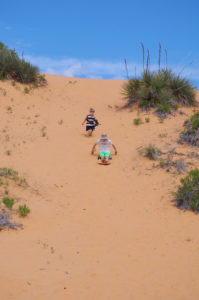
[91, 133, 117, 163]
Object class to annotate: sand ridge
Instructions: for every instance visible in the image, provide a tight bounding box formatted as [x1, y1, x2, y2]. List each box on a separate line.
[0, 75, 199, 300]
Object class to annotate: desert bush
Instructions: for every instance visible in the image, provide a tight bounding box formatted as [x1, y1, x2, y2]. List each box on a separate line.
[3, 197, 14, 209]
[140, 144, 161, 160]
[173, 169, 199, 213]
[145, 117, 150, 123]
[0, 41, 45, 84]
[178, 111, 199, 146]
[123, 68, 196, 113]
[18, 204, 30, 217]
[133, 118, 142, 125]
[0, 209, 22, 230]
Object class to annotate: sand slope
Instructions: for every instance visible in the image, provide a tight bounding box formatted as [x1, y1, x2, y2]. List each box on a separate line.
[0, 75, 199, 300]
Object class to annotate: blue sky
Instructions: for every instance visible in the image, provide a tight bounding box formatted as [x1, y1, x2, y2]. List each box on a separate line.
[1, 0, 199, 85]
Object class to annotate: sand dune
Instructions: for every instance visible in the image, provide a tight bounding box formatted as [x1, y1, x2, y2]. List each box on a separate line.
[0, 75, 199, 300]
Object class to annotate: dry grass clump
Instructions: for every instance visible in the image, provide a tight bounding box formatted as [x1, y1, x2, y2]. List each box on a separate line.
[140, 144, 161, 160]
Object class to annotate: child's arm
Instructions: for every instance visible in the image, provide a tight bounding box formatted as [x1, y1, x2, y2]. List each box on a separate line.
[91, 143, 97, 154]
[82, 116, 87, 125]
[112, 144, 118, 155]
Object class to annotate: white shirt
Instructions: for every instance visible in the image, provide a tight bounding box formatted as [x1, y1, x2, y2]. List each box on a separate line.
[96, 139, 112, 152]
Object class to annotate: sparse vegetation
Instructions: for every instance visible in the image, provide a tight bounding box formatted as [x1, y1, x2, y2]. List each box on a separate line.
[140, 144, 161, 160]
[159, 157, 187, 174]
[179, 111, 199, 146]
[159, 133, 167, 138]
[41, 126, 47, 137]
[0, 87, 7, 96]
[5, 150, 11, 156]
[0, 41, 46, 85]
[18, 204, 30, 217]
[24, 87, 30, 94]
[0, 168, 27, 186]
[133, 118, 142, 125]
[145, 117, 150, 123]
[173, 169, 199, 213]
[3, 197, 14, 209]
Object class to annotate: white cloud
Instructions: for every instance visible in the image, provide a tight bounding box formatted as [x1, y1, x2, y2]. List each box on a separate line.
[24, 54, 199, 83]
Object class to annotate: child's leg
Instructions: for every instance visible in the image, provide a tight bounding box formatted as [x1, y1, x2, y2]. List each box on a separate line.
[99, 152, 105, 163]
[104, 152, 110, 162]
[88, 129, 92, 136]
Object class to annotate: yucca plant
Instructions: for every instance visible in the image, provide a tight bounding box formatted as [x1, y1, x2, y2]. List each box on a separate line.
[122, 78, 140, 107]
[122, 64, 196, 112]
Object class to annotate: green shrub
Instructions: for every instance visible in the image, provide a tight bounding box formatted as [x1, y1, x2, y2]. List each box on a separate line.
[145, 117, 150, 123]
[24, 87, 30, 94]
[133, 118, 142, 125]
[3, 197, 14, 209]
[179, 111, 199, 145]
[18, 204, 30, 217]
[174, 169, 199, 212]
[123, 68, 196, 111]
[156, 102, 171, 113]
[0, 41, 45, 84]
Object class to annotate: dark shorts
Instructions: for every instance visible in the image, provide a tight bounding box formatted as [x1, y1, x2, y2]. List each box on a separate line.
[86, 125, 95, 131]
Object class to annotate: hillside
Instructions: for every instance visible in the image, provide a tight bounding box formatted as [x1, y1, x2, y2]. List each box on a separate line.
[0, 74, 199, 300]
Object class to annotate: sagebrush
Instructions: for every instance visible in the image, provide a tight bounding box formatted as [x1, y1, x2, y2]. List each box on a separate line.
[173, 169, 199, 213]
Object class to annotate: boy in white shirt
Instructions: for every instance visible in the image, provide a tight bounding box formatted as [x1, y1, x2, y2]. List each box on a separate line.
[91, 133, 117, 163]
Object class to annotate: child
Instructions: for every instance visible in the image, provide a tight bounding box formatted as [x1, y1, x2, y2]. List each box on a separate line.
[91, 133, 117, 163]
[82, 108, 99, 136]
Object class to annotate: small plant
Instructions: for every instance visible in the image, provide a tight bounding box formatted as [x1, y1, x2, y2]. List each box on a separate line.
[11, 81, 16, 86]
[18, 204, 30, 217]
[58, 120, 63, 125]
[159, 133, 167, 138]
[134, 118, 142, 125]
[5, 134, 10, 141]
[140, 144, 161, 160]
[41, 126, 47, 137]
[173, 169, 199, 213]
[4, 190, 9, 195]
[5, 150, 11, 156]
[7, 106, 12, 111]
[145, 117, 150, 123]
[159, 117, 164, 123]
[0, 87, 7, 96]
[3, 197, 14, 209]
[24, 87, 30, 94]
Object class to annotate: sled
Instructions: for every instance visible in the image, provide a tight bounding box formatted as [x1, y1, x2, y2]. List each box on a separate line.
[98, 160, 111, 165]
